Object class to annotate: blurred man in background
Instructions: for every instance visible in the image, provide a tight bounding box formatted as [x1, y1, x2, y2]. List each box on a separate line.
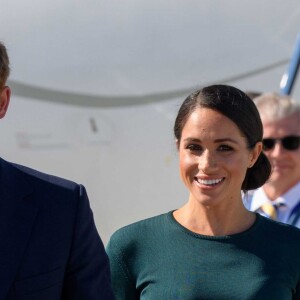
[245, 92, 300, 227]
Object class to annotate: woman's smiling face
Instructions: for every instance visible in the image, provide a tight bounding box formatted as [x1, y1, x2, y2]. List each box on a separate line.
[178, 107, 260, 208]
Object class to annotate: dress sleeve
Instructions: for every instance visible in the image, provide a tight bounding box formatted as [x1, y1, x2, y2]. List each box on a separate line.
[62, 184, 115, 299]
[106, 234, 139, 300]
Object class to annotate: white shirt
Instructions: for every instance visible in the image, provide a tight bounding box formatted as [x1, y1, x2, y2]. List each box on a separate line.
[245, 181, 300, 226]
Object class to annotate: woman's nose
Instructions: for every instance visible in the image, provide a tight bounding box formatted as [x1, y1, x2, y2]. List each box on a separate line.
[198, 151, 217, 170]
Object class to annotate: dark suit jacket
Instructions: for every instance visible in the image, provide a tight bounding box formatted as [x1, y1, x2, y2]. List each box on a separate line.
[0, 158, 115, 299]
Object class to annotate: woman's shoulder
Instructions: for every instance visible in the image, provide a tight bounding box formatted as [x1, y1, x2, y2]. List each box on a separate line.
[110, 212, 170, 242]
[258, 214, 300, 245]
[106, 211, 174, 257]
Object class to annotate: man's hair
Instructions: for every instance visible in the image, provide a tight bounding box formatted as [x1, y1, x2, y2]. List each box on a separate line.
[0, 42, 10, 88]
[253, 92, 300, 122]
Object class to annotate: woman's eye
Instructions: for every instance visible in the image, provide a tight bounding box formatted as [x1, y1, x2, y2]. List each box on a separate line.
[186, 144, 202, 152]
[218, 145, 233, 151]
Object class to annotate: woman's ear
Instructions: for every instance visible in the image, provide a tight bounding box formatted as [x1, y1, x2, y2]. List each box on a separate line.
[248, 142, 263, 168]
[0, 86, 10, 119]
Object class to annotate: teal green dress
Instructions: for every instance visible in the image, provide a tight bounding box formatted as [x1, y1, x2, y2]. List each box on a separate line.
[106, 212, 300, 299]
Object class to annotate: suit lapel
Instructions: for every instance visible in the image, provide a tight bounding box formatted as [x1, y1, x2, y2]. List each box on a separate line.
[0, 158, 39, 298]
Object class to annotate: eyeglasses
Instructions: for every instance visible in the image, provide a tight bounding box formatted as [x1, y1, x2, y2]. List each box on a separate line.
[262, 135, 300, 151]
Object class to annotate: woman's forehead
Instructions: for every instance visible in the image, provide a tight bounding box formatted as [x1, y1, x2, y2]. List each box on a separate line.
[182, 108, 242, 136]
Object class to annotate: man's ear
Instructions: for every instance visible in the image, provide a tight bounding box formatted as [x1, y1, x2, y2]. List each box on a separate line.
[0, 86, 11, 119]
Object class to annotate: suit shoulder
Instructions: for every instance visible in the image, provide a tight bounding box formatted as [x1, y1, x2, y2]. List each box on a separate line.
[1, 159, 86, 209]
[9, 160, 79, 190]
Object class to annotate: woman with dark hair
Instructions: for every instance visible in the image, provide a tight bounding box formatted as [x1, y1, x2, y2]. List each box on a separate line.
[107, 85, 300, 299]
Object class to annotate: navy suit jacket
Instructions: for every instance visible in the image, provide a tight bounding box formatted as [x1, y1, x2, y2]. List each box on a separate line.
[0, 158, 115, 299]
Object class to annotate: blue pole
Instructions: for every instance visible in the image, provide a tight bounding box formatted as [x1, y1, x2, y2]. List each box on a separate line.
[280, 33, 300, 95]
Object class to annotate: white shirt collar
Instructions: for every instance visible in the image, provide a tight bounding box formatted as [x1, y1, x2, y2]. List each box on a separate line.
[250, 188, 269, 211]
[250, 181, 300, 212]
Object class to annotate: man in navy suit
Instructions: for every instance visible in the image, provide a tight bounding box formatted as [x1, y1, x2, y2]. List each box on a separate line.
[0, 42, 115, 299]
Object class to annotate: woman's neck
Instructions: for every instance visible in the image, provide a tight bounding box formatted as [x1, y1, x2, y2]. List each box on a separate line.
[173, 199, 255, 236]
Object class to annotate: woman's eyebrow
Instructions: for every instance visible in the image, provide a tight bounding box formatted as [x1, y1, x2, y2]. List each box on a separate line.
[215, 138, 238, 144]
[183, 137, 238, 144]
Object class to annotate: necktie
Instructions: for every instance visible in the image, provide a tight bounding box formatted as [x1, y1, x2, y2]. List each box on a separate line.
[260, 202, 277, 220]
